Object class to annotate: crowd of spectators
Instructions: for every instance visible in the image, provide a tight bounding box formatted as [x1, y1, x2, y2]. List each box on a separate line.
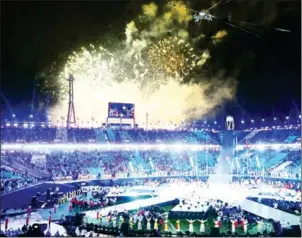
[1, 123, 300, 144]
[1, 126, 221, 144]
[1, 149, 221, 185]
[1, 126, 300, 194]
[230, 148, 301, 179]
[0, 165, 39, 194]
[1, 146, 301, 195]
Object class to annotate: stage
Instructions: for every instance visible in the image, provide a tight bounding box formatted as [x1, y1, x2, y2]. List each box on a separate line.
[84, 183, 249, 221]
[85, 193, 178, 220]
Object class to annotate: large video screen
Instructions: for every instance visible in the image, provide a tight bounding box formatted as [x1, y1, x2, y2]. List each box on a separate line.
[108, 103, 135, 119]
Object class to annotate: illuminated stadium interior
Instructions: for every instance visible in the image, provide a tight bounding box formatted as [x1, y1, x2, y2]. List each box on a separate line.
[1, 0, 301, 237]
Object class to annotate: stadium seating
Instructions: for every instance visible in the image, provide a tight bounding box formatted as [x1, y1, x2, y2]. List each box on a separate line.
[0, 124, 300, 193]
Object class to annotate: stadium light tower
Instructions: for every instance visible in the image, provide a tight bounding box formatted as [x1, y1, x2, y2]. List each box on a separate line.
[66, 74, 76, 128]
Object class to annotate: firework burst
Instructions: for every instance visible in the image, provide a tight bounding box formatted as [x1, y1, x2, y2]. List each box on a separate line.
[43, 1, 235, 128]
[42, 45, 122, 101]
[147, 37, 197, 77]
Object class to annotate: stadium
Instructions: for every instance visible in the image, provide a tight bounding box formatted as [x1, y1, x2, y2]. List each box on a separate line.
[1, 108, 301, 237]
[1, 0, 301, 237]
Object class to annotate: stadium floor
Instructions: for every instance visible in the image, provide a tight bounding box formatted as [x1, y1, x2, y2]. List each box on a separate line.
[1, 182, 75, 210]
[0, 183, 285, 235]
[38, 193, 272, 235]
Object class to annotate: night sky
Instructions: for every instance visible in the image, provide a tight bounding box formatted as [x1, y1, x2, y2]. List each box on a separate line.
[1, 0, 301, 120]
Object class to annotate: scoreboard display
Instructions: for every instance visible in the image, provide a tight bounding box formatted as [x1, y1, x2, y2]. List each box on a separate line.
[108, 103, 135, 119]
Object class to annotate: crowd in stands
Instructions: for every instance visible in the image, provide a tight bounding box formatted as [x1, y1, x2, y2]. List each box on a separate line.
[1, 147, 300, 194]
[231, 149, 301, 179]
[0, 165, 39, 194]
[1, 124, 300, 144]
[0, 126, 301, 194]
[1, 149, 220, 183]
[1, 126, 57, 143]
[1, 126, 221, 144]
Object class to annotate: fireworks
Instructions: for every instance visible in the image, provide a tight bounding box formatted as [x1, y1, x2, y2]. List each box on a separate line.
[44, 1, 235, 128]
[45, 41, 234, 128]
[147, 37, 197, 77]
[43, 45, 120, 101]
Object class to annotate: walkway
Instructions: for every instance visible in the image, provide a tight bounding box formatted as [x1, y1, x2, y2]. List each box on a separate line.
[241, 198, 300, 225]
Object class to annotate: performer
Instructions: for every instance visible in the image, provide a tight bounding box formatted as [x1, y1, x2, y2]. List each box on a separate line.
[69, 203, 72, 212]
[214, 219, 221, 228]
[176, 219, 181, 232]
[186, 219, 195, 233]
[154, 217, 158, 230]
[146, 217, 152, 231]
[112, 216, 117, 228]
[164, 218, 169, 232]
[231, 220, 236, 233]
[96, 211, 99, 220]
[106, 215, 111, 227]
[243, 219, 248, 233]
[198, 219, 206, 233]
[100, 212, 106, 226]
[53, 204, 57, 214]
[119, 215, 124, 229]
[129, 216, 134, 230]
[256, 219, 263, 234]
[137, 215, 143, 230]
[234, 219, 238, 230]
